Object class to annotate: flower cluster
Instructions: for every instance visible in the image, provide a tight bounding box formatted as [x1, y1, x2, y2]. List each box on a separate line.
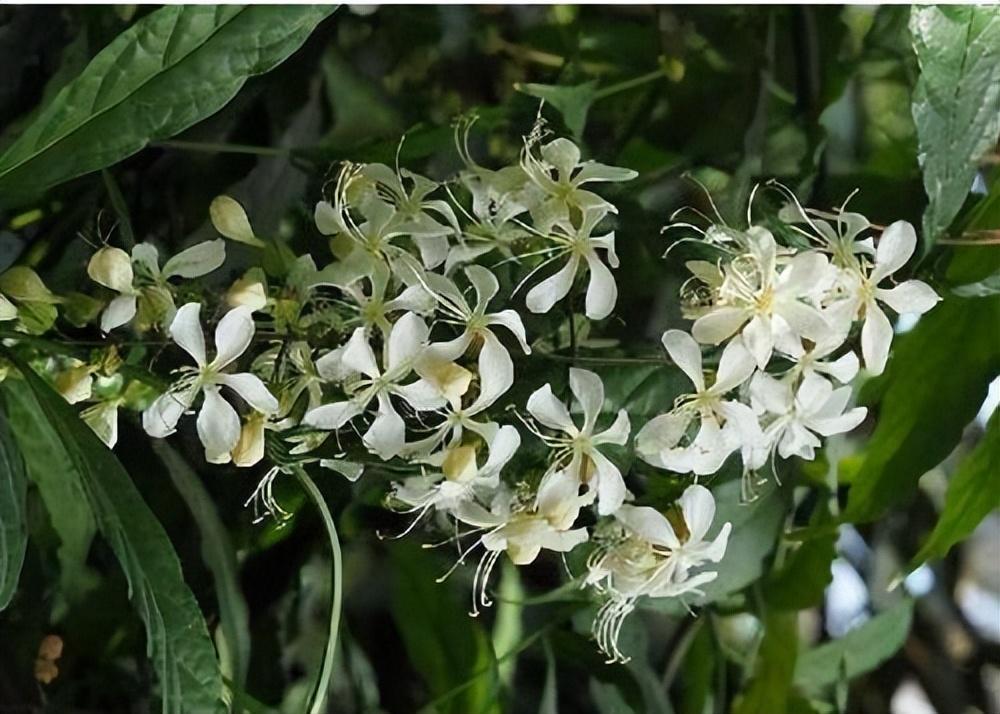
[8, 121, 938, 664]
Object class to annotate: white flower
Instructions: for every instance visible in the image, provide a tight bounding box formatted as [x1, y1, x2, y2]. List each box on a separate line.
[88, 240, 226, 332]
[586, 484, 730, 662]
[392, 425, 521, 523]
[750, 371, 867, 460]
[781, 335, 859, 385]
[422, 265, 530, 409]
[830, 221, 940, 375]
[525, 206, 620, 320]
[445, 166, 533, 271]
[142, 303, 279, 464]
[452, 469, 592, 615]
[521, 137, 637, 233]
[302, 313, 448, 460]
[360, 163, 459, 269]
[527, 367, 630, 515]
[315, 260, 435, 337]
[636, 330, 762, 476]
[691, 229, 831, 368]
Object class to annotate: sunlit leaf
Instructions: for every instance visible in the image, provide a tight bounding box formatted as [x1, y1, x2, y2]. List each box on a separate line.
[911, 5, 1000, 251]
[794, 599, 914, 695]
[0, 5, 336, 207]
[908, 412, 1000, 571]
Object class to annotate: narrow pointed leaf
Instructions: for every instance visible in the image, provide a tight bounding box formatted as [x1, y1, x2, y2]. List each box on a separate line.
[0, 405, 28, 611]
[1, 365, 223, 714]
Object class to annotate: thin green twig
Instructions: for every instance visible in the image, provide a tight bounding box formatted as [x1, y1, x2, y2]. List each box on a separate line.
[293, 467, 343, 714]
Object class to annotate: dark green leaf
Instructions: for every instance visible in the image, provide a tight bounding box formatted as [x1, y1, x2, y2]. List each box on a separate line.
[1, 366, 223, 714]
[794, 599, 914, 695]
[843, 295, 1000, 522]
[911, 5, 1000, 251]
[388, 541, 499, 714]
[732, 612, 798, 714]
[156, 442, 251, 690]
[0, 5, 336, 207]
[3, 379, 97, 601]
[516, 81, 599, 140]
[764, 534, 837, 611]
[908, 412, 1000, 571]
[0, 405, 28, 610]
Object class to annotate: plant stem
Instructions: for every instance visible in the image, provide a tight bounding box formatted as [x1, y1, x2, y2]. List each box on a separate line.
[593, 69, 666, 100]
[293, 467, 342, 714]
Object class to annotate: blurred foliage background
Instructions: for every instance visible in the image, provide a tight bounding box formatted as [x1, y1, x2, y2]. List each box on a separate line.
[0, 4, 997, 714]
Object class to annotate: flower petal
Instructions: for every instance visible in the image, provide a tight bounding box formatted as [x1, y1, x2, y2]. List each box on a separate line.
[216, 372, 279, 414]
[589, 449, 626, 515]
[583, 250, 617, 320]
[142, 389, 195, 438]
[741, 313, 773, 368]
[872, 220, 917, 282]
[342, 328, 380, 379]
[364, 394, 406, 459]
[464, 264, 500, 311]
[481, 424, 521, 476]
[470, 332, 513, 411]
[662, 330, 705, 392]
[197, 386, 241, 464]
[861, 301, 893, 375]
[615, 505, 679, 548]
[712, 338, 755, 394]
[87, 246, 134, 293]
[635, 412, 689, 466]
[387, 312, 429, 373]
[393, 379, 448, 411]
[212, 306, 254, 370]
[526, 384, 576, 434]
[101, 294, 137, 333]
[692, 306, 748, 345]
[487, 309, 531, 354]
[169, 303, 207, 367]
[569, 367, 604, 434]
[525, 254, 579, 315]
[818, 350, 860, 384]
[875, 280, 940, 315]
[303, 400, 364, 430]
[678, 484, 716, 543]
[162, 239, 226, 279]
[592, 409, 630, 447]
[540, 138, 581, 177]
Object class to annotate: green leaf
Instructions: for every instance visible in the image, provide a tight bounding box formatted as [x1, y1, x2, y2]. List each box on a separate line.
[764, 534, 837, 611]
[388, 540, 499, 714]
[908, 412, 1000, 571]
[0, 405, 28, 611]
[3, 379, 97, 602]
[732, 612, 798, 714]
[843, 295, 1000, 523]
[0, 5, 336, 207]
[156, 442, 251, 690]
[794, 599, 914, 695]
[911, 5, 1000, 251]
[516, 81, 599, 140]
[1, 365, 223, 714]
